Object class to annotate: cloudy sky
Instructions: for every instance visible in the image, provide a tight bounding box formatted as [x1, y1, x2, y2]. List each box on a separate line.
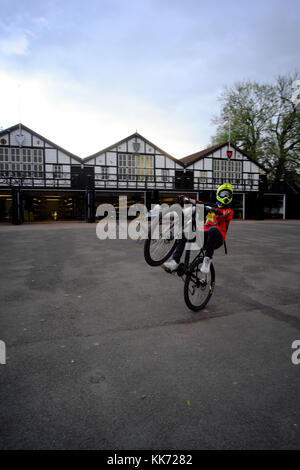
[0, 0, 299, 159]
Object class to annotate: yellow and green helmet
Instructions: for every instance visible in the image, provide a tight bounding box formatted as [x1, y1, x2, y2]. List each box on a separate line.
[216, 183, 233, 205]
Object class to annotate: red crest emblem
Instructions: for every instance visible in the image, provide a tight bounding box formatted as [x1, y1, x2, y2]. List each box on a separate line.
[227, 150, 233, 158]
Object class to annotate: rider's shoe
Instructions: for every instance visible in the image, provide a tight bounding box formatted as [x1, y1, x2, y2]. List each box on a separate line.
[200, 256, 212, 274]
[162, 259, 179, 273]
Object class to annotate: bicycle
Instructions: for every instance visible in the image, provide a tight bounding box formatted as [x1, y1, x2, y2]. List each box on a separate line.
[144, 198, 218, 312]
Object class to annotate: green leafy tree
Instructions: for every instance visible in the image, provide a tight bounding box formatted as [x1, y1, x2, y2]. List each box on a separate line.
[211, 74, 300, 182]
[211, 81, 274, 162]
[263, 74, 300, 181]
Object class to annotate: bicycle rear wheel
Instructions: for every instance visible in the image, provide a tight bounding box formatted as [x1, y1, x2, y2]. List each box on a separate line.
[144, 210, 180, 266]
[184, 255, 215, 311]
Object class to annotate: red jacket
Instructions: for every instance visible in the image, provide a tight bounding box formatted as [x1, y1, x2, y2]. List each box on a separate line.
[199, 202, 234, 241]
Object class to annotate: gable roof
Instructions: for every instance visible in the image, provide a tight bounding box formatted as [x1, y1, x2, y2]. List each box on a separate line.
[84, 132, 183, 165]
[181, 141, 267, 171]
[0, 123, 82, 162]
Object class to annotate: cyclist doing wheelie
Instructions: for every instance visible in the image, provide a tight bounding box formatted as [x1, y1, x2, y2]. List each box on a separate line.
[162, 183, 234, 274]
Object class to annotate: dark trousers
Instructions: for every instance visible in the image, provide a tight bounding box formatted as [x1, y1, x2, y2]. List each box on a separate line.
[172, 226, 223, 264]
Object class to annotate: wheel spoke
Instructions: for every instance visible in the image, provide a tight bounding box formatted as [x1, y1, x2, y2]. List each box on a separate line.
[149, 238, 176, 262]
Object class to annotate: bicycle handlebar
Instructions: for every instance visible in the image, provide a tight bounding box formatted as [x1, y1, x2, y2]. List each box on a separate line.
[177, 195, 219, 213]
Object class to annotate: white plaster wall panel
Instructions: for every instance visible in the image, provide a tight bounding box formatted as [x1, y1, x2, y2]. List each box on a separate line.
[45, 164, 53, 172]
[184, 163, 193, 170]
[244, 161, 251, 173]
[250, 162, 260, 173]
[110, 167, 117, 174]
[107, 152, 116, 166]
[203, 158, 212, 170]
[62, 165, 69, 173]
[116, 142, 127, 152]
[165, 158, 174, 169]
[32, 136, 44, 147]
[175, 162, 182, 168]
[212, 149, 221, 159]
[58, 151, 70, 164]
[127, 139, 135, 153]
[155, 155, 164, 167]
[155, 169, 162, 176]
[137, 138, 145, 152]
[145, 144, 154, 154]
[71, 158, 80, 165]
[95, 166, 101, 174]
[220, 147, 227, 159]
[45, 148, 57, 163]
[23, 130, 32, 146]
[194, 160, 204, 170]
[96, 154, 105, 165]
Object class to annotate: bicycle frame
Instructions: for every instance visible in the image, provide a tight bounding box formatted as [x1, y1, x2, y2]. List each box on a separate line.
[176, 243, 205, 278]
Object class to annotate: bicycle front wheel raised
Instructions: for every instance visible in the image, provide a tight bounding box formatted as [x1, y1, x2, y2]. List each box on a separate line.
[184, 256, 215, 311]
[144, 210, 180, 266]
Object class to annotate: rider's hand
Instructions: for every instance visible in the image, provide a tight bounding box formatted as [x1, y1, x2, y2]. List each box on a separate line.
[178, 195, 190, 206]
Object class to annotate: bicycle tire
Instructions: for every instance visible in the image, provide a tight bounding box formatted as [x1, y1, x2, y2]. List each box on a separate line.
[144, 210, 180, 266]
[184, 255, 215, 311]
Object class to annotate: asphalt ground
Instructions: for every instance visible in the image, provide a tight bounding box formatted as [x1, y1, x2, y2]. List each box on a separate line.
[0, 220, 299, 450]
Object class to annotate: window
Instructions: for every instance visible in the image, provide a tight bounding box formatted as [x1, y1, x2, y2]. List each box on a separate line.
[247, 173, 253, 185]
[137, 155, 145, 180]
[162, 169, 169, 182]
[0, 148, 9, 162]
[53, 165, 63, 179]
[0, 162, 8, 176]
[100, 166, 108, 180]
[199, 171, 206, 183]
[118, 153, 154, 182]
[0, 147, 44, 178]
[119, 154, 135, 181]
[213, 159, 242, 183]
